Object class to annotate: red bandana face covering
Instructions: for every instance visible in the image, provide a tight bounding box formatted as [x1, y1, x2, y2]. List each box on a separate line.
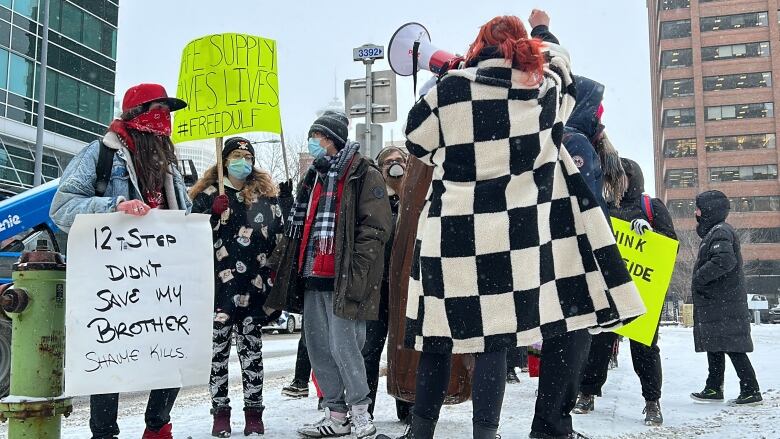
[126, 108, 172, 136]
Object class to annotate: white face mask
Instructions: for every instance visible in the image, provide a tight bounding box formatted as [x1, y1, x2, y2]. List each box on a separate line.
[388, 162, 405, 178]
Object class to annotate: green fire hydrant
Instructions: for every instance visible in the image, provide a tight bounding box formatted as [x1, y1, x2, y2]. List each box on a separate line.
[0, 241, 72, 438]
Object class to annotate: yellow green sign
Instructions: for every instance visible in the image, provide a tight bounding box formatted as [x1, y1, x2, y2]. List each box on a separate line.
[612, 217, 679, 346]
[172, 33, 280, 143]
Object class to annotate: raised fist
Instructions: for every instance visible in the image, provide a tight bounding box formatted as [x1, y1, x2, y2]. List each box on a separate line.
[529, 9, 550, 28]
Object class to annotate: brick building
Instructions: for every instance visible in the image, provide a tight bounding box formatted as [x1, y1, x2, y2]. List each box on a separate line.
[648, 0, 780, 302]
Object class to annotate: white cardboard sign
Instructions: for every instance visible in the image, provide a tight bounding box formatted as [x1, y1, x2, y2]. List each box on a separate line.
[64, 211, 214, 396]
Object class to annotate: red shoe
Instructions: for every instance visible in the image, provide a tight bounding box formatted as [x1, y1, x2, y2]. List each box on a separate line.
[212, 407, 232, 437]
[244, 407, 264, 436]
[141, 423, 172, 439]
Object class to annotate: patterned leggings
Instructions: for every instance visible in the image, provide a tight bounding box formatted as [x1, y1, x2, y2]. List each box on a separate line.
[210, 316, 265, 409]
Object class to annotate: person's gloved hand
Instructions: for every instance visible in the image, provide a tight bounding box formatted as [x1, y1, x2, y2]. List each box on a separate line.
[279, 180, 293, 198]
[631, 218, 653, 236]
[212, 194, 229, 216]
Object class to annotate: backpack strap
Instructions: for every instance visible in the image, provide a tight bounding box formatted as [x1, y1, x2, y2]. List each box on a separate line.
[640, 194, 655, 227]
[95, 141, 116, 197]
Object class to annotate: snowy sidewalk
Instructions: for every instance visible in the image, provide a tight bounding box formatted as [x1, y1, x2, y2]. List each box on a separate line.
[2, 326, 777, 438]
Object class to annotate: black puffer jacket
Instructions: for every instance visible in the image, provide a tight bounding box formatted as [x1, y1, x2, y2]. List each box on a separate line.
[692, 190, 752, 353]
[610, 158, 677, 240]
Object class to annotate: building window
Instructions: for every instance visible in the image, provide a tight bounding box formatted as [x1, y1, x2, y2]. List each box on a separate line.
[668, 199, 696, 217]
[661, 48, 693, 68]
[57, 72, 78, 114]
[706, 133, 775, 152]
[663, 108, 696, 127]
[0, 47, 8, 89]
[662, 78, 694, 98]
[50, 0, 117, 60]
[703, 72, 771, 92]
[709, 164, 778, 182]
[730, 196, 780, 212]
[740, 228, 780, 243]
[12, 0, 38, 20]
[661, 0, 690, 10]
[661, 19, 692, 39]
[664, 138, 697, 157]
[701, 42, 770, 62]
[665, 168, 698, 188]
[700, 11, 769, 32]
[706, 103, 773, 121]
[8, 53, 34, 98]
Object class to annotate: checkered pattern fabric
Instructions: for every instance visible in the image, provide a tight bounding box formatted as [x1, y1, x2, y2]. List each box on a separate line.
[403, 43, 645, 354]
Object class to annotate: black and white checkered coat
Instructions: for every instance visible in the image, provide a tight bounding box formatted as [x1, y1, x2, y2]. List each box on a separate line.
[403, 43, 646, 354]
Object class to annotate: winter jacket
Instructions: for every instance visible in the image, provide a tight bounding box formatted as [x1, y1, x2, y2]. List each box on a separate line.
[50, 131, 192, 232]
[191, 181, 285, 323]
[266, 152, 393, 321]
[383, 193, 401, 282]
[403, 42, 645, 354]
[692, 190, 752, 353]
[610, 158, 677, 241]
[563, 76, 608, 219]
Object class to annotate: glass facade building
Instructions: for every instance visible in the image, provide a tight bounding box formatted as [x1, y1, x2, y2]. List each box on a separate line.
[0, 0, 117, 196]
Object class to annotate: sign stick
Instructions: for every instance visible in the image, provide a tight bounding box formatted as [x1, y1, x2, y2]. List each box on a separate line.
[215, 136, 225, 195]
[279, 124, 290, 181]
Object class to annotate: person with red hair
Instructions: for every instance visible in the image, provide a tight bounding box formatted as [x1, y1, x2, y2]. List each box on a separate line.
[386, 9, 645, 439]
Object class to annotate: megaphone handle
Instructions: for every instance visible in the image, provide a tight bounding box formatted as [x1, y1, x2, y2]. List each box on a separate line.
[412, 40, 420, 96]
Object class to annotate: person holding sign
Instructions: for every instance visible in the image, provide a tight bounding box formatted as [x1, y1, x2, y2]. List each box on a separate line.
[574, 158, 677, 426]
[689, 190, 762, 406]
[266, 111, 392, 438]
[190, 137, 288, 437]
[50, 83, 191, 439]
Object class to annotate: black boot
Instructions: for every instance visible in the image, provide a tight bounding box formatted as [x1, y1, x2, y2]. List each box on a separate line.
[376, 414, 437, 439]
[473, 422, 499, 439]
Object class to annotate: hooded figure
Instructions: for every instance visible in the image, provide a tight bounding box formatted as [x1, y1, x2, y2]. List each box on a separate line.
[612, 158, 677, 240]
[563, 76, 625, 219]
[692, 190, 752, 353]
[690, 190, 761, 405]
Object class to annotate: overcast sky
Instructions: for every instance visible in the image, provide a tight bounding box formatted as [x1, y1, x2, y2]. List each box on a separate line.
[116, 1, 655, 193]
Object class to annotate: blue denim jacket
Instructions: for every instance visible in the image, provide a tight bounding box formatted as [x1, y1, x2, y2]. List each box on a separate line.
[50, 132, 192, 232]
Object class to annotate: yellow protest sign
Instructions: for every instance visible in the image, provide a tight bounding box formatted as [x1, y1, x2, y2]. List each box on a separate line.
[172, 33, 280, 143]
[612, 217, 679, 346]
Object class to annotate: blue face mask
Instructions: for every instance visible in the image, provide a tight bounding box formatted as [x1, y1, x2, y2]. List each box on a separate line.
[227, 159, 252, 180]
[308, 138, 327, 159]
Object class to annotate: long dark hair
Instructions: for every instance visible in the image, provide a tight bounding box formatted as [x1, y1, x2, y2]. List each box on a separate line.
[122, 105, 178, 193]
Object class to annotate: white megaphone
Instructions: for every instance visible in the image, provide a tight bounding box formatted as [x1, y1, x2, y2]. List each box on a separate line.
[388, 22, 460, 77]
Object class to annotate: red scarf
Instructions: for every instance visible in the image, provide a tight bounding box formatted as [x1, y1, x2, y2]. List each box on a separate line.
[109, 108, 172, 151]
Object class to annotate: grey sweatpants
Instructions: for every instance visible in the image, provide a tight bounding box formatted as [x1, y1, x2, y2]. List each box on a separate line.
[304, 290, 370, 413]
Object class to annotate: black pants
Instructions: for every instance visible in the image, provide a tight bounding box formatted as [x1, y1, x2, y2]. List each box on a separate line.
[580, 331, 662, 401]
[90, 388, 179, 438]
[210, 317, 265, 409]
[531, 329, 591, 437]
[507, 345, 528, 369]
[705, 352, 759, 394]
[361, 284, 390, 415]
[413, 350, 507, 430]
[293, 320, 313, 383]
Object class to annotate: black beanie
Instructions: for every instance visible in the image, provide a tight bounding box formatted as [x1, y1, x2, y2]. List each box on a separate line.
[309, 111, 349, 150]
[223, 137, 255, 161]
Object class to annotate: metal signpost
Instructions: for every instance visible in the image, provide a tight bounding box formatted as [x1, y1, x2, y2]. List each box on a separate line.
[347, 44, 397, 158]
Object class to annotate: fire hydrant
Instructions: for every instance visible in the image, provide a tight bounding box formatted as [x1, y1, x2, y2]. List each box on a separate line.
[0, 241, 71, 438]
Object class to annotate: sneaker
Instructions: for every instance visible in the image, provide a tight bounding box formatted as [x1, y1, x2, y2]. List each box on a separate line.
[729, 391, 763, 406]
[690, 387, 724, 402]
[297, 409, 351, 438]
[211, 407, 231, 438]
[573, 394, 595, 414]
[506, 368, 520, 384]
[350, 406, 377, 438]
[282, 378, 309, 398]
[643, 400, 663, 426]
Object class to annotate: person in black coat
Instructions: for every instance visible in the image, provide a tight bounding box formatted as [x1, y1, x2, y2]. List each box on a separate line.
[190, 137, 288, 436]
[574, 158, 677, 426]
[690, 190, 762, 406]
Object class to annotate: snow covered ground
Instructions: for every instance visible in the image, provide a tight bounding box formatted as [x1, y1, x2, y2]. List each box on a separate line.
[1, 326, 778, 438]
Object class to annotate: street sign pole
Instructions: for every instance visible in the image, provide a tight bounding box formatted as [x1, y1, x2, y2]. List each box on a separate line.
[364, 59, 373, 158]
